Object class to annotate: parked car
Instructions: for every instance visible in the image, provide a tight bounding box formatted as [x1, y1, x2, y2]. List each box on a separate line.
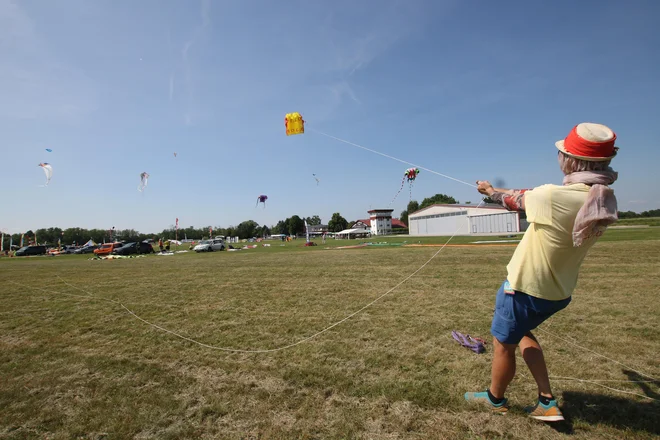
[112, 242, 154, 255]
[193, 238, 225, 252]
[15, 245, 48, 256]
[94, 242, 124, 257]
[74, 245, 99, 254]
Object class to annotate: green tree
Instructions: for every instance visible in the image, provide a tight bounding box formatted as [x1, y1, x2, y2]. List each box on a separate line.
[400, 210, 408, 227]
[328, 212, 348, 232]
[617, 211, 638, 219]
[306, 215, 322, 225]
[236, 220, 260, 239]
[63, 227, 85, 245]
[119, 229, 141, 242]
[35, 228, 50, 244]
[288, 215, 305, 236]
[400, 200, 420, 226]
[419, 194, 458, 210]
[271, 220, 285, 235]
[407, 200, 420, 214]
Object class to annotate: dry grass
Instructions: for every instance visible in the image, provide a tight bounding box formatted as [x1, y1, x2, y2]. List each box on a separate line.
[1, 231, 659, 439]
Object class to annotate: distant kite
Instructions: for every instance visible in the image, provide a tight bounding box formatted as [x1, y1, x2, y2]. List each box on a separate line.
[389, 168, 420, 206]
[313, 174, 320, 186]
[405, 168, 420, 183]
[138, 172, 149, 192]
[173, 152, 177, 158]
[256, 195, 268, 208]
[45, 148, 52, 152]
[38, 163, 53, 186]
[284, 112, 304, 136]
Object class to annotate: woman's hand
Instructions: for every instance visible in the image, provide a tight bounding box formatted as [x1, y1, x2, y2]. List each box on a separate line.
[476, 180, 494, 196]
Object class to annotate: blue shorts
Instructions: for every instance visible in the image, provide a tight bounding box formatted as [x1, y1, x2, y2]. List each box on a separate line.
[491, 280, 571, 344]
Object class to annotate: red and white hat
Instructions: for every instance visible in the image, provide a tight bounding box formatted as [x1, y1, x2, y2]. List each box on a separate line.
[555, 122, 619, 161]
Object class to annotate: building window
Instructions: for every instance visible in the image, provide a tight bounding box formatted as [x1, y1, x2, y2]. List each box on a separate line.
[412, 211, 468, 221]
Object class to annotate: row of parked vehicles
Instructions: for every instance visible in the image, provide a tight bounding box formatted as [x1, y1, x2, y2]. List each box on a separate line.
[14, 238, 229, 257]
[14, 241, 156, 257]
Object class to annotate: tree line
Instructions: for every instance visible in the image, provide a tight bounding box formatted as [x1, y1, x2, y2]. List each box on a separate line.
[12, 192, 648, 249]
[0, 215, 332, 249]
[1, 193, 460, 249]
[617, 209, 660, 219]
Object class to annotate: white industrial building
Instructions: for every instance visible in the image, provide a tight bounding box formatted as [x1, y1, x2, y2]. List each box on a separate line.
[408, 204, 525, 236]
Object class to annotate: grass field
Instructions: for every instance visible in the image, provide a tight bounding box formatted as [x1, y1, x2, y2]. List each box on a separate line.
[1, 228, 659, 439]
[614, 217, 660, 227]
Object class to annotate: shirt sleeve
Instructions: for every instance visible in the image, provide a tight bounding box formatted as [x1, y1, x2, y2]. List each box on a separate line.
[525, 185, 553, 225]
[489, 189, 529, 212]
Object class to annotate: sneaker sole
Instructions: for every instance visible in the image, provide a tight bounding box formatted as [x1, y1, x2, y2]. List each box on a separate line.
[531, 415, 565, 422]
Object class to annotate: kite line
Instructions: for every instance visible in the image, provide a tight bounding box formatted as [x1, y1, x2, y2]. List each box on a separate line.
[308, 128, 478, 189]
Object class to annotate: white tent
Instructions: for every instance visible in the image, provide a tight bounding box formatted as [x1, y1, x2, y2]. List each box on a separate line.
[335, 228, 371, 239]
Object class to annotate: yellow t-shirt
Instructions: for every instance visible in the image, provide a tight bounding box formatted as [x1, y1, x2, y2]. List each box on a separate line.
[507, 183, 604, 301]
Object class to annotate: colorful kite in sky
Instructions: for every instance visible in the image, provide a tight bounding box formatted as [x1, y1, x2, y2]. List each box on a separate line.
[38, 163, 52, 186]
[256, 194, 268, 208]
[138, 172, 149, 192]
[389, 168, 421, 206]
[405, 168, 420, 182]
[285, 112, 304, 136]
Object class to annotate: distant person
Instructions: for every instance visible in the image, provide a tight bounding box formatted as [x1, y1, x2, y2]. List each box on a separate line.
[464, 123, 619, 422]
[158, 238, 164, 253]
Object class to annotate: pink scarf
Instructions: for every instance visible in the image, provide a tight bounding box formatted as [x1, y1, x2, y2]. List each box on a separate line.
[563, 170, 618, 247]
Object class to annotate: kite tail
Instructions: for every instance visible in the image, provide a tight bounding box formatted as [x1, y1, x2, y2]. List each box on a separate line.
[388, 176, 407, 207]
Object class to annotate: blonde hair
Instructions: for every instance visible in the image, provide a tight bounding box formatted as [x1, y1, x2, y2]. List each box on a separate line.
[558, 152, 612, 175]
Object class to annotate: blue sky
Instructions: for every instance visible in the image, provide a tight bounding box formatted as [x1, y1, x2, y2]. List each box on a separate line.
[1, 0, 659, 234]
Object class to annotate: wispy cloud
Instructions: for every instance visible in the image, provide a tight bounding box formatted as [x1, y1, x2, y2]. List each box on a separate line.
[0, 0, 96, 123]
[181, 0, 211, 126]
[301, 2, 428, 115]
[328, 81, 361, 105]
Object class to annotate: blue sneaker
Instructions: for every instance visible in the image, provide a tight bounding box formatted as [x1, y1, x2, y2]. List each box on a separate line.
[525, 398, 564, 421]
[464, 391, 508, 414]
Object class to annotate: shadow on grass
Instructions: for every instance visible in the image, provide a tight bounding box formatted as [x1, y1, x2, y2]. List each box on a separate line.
[557, 389, 659, 436]
[541, 371, 660, 436]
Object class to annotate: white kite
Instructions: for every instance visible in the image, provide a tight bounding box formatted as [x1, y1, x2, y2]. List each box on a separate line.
[138, 172, 149, 192]
[38, 163, 52, 186]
